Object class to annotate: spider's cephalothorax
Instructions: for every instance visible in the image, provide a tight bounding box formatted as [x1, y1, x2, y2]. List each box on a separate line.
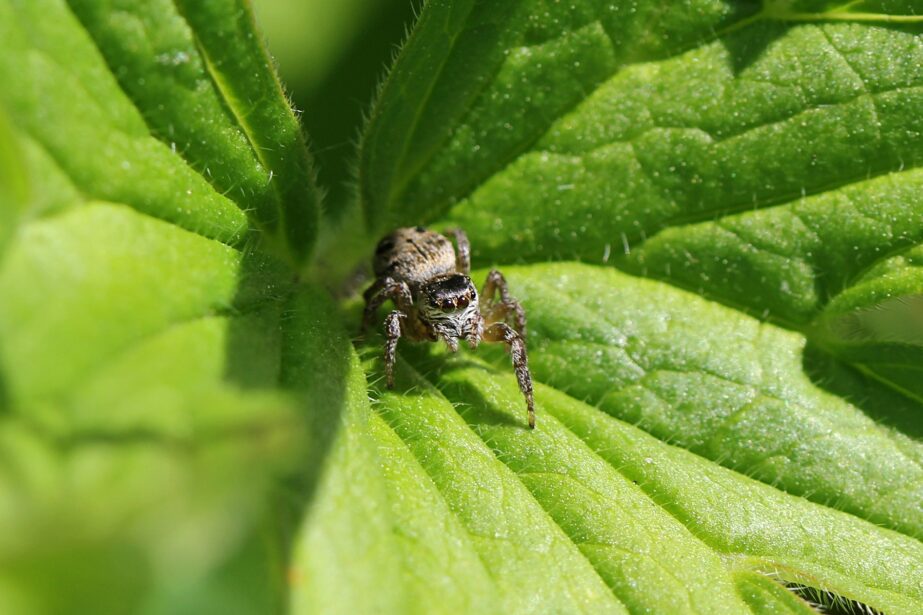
[363, 226, 535, 428]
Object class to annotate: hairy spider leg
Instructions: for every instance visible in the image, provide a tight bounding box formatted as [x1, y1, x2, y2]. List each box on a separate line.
[383, 310, 405, 388]
[445, 228, 471, 274]
[465, 311, 484, 350]
[484, 321, 535, 429]
[362, 277, 413, 333]
[482, 269, 527, 337]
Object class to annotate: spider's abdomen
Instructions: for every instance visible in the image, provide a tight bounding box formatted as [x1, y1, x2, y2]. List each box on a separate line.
[373, 227, 457, 284]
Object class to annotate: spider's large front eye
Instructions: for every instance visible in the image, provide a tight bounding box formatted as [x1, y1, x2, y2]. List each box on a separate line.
[431, 294, 470, 311]
[426, 273, 476, 311]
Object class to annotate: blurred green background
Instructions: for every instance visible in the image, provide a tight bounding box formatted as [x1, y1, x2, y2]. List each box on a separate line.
[250, 0, 417, 217]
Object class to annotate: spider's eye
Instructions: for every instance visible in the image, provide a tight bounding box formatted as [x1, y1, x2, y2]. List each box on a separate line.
[425, 274, 476, 311]
[430, 294, 470, 311]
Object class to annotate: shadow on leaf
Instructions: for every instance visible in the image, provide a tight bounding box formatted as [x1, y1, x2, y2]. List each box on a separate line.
[223, 248, 351, 609]
[802, 342, 923, 440]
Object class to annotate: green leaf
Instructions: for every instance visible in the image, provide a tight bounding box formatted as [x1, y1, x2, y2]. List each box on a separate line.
[0, 0, 244, 245]
[0, 195, 352, 612]
[290, 328, 923, 613]
[0, 1, 333, 612]
[0, 110, 27, 257]
[343, 0, 923, 612]
[0, 199, 351, 612]
[171, 0, 321, 264]
[505, 264, 923, 535]
[0, 0, 319, 265]
[360, 0, 763, 231]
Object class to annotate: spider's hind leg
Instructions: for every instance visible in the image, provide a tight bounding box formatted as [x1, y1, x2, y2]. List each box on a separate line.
[445, 228, 471, 274]
[484, 322, 535, 429]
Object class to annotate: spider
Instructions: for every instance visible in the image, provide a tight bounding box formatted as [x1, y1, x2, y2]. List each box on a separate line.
[362, 226, 535, 429]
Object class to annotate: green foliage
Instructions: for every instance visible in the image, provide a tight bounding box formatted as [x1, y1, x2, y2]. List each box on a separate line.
[1, 0, 922, 614]
[0, 110, 27, 255]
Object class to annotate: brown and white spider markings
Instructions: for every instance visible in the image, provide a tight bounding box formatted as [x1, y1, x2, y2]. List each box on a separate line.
[362, 226, 535, 429]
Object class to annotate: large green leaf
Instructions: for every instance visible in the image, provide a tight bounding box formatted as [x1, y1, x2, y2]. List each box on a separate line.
[290, 267, 923, 614]
[334, 0, 923, 613]
[0, 1, 333, 613]
[362, 343, 920, 613]
[0, 197, 348, 612]
[1, 0, 319, 266]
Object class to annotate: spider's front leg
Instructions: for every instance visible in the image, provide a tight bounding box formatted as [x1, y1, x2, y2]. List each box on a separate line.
[362, 277, 412, 333]
[484, 322, 535, 429]
[482, 269, 526, 337]
[383, 310, 406, 388]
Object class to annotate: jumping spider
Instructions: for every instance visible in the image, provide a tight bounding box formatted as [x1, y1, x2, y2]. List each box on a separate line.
[362, 226, 535, 429]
